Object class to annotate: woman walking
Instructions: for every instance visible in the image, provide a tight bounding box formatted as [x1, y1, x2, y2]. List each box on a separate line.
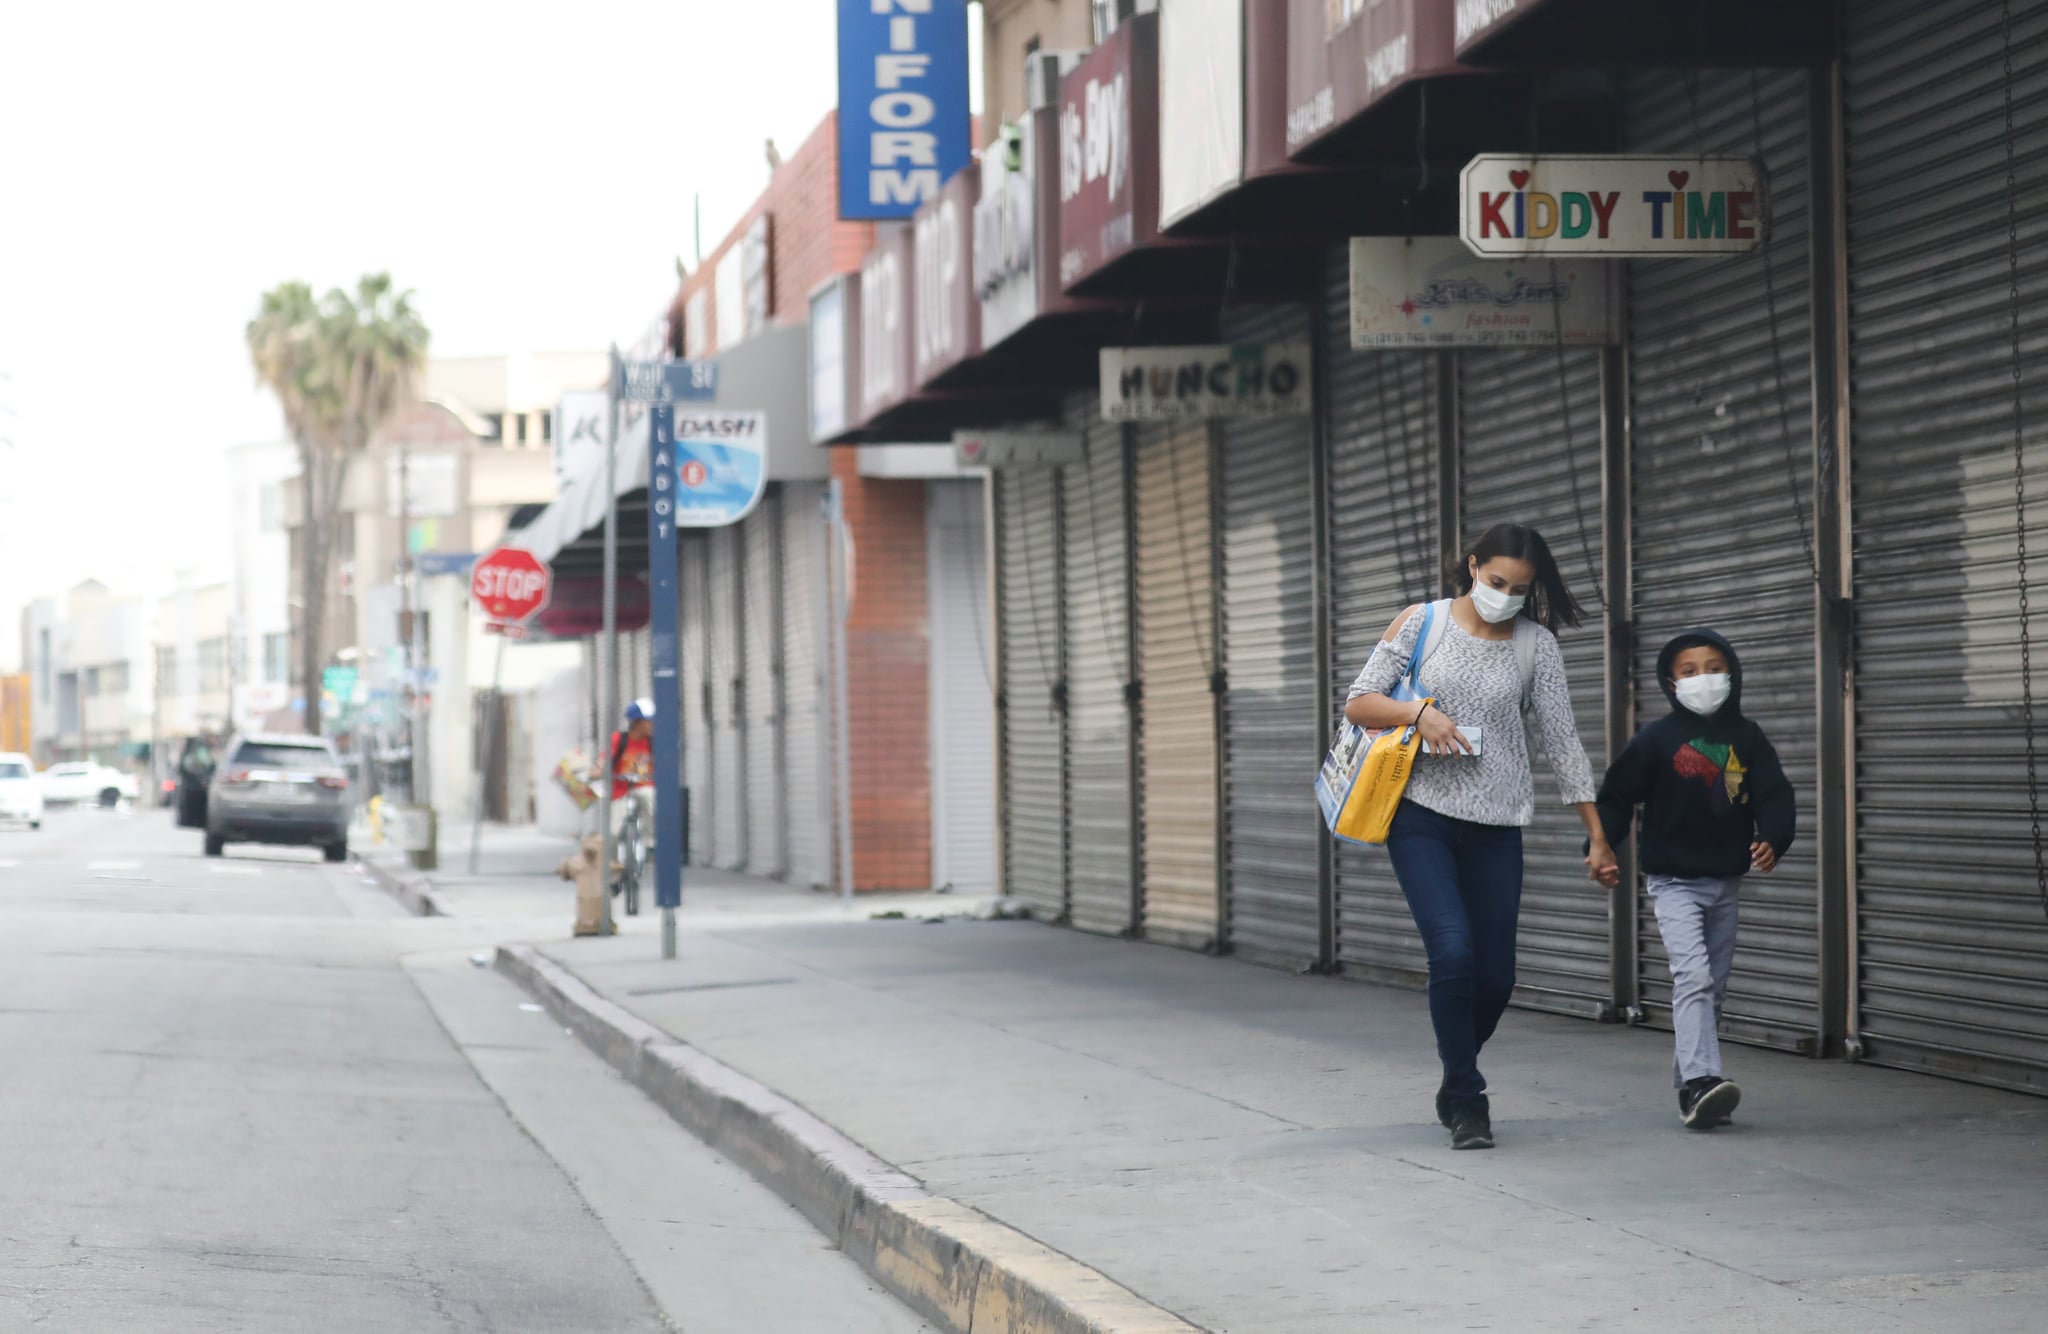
[1345, 523, 1616, 1150]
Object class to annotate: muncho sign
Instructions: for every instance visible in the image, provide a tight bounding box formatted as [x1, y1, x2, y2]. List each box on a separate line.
[1350, 237, 1617, 348]
[1461, 155, 1766, 258]
[1101, 343, 1311, 421]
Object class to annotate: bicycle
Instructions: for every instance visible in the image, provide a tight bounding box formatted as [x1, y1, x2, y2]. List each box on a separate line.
[612, 794, 646, 917]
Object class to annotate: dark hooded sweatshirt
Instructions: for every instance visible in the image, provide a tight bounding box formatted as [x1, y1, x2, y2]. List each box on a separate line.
[1593, 630, 1797, 880]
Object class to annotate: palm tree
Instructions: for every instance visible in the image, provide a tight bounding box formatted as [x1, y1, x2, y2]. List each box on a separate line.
[247, 274, 430, 735]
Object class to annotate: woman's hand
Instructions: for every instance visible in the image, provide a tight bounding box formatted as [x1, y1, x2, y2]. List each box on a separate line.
[1750, 841, 1779, 873]
[1586, 838, 1620, 888]
[1414, 702, 1474, 757]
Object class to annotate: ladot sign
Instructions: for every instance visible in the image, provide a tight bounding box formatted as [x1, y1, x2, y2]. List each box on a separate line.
[836, 0, 972, 220]
[1460, 155, 1767, 258]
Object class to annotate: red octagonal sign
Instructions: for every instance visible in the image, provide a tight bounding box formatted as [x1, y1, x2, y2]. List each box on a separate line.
[471, 546, 552, 624]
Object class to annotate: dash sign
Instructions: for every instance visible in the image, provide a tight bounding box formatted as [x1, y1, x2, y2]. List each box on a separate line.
[836, 0, 972, 220]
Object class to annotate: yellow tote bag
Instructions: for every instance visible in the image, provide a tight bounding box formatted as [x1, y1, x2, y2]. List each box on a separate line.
[1317, 701, 1432, 845]
[1315, 601, 1441, 846]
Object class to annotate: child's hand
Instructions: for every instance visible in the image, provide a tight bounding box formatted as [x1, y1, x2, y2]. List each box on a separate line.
[1750, 841, 1779, 872]
[1586, 841, 1621, 889]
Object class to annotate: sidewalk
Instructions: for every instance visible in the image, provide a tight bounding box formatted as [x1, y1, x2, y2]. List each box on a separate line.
[377, 828, 2048, 1331]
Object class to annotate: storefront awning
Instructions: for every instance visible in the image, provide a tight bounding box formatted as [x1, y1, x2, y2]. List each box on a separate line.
[1453, 0, 1833, 67]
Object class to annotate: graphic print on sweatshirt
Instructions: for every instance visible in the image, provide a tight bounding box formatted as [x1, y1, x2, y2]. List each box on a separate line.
[1672, 738, 1747, 813]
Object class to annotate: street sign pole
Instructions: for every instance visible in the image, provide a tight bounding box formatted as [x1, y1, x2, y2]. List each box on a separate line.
[619, 357, 722, 962]
[649, 404, 684, 961]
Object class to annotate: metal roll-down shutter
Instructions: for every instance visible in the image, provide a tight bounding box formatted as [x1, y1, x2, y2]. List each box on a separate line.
[1457, 346, 1611, 1017]
[928, 479, 998, 895]
[1626, 69, 1822, 1053]
[708, 523, 746, 870]
[681, 533, 713, 867]
[780, 483, 833, 889]
[1218, 302, 1321, 967]
[1064, 407, 1137, 936]
[742, 491, 785, 878]
[1325, 246, 1442, 985]
[1136, 418, 1220, 949]
[998, 466, 1068, 920]
[1844, 0, 2048, 1093]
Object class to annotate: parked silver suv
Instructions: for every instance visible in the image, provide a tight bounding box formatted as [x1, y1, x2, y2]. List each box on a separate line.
[205, 734, 351, 862]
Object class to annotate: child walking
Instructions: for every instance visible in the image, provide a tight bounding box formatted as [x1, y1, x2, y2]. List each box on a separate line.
[1592, 629, 1795, 1128]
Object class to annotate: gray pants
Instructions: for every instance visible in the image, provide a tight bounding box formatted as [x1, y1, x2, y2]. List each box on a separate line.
[1648, 875, 1742, 1088]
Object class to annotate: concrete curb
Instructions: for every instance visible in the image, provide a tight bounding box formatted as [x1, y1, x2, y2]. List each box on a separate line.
[352, 851, 449, 917]
[495, 943, 1204, 1334]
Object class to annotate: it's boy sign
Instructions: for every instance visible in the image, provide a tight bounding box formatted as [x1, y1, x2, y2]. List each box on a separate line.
[1460, 155, 1767, 259]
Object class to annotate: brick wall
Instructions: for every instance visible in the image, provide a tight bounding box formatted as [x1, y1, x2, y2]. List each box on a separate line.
[672, 113, 877, 350]
[834, 449, 932, 891]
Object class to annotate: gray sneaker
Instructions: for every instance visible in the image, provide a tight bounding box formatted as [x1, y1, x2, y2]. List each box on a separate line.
[1679, 1076, 1741, 1129]
[1450, 1104, 1495, 1150]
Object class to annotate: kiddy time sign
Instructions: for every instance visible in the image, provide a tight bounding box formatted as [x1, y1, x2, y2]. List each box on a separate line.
[1460, 155, 1767, 259]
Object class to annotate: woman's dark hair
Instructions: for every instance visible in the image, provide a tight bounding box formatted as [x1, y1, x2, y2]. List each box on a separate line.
[1449, 523, 1585, 633]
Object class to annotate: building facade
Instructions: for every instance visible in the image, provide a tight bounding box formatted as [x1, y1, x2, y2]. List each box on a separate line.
[764, 0, 2048, 1098]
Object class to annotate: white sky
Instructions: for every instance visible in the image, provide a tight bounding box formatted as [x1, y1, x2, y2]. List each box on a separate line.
[0, 0, 976, 671]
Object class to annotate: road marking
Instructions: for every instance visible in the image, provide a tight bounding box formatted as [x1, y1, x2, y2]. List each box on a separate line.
[208, 865, 260, 876]
[86, 860, 142, 871]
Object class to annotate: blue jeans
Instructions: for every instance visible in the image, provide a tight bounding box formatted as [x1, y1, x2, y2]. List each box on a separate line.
[1385, 801, 1525, 1110]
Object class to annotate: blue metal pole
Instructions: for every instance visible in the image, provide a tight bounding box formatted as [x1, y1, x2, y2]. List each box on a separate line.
[648, 402, 685, 957]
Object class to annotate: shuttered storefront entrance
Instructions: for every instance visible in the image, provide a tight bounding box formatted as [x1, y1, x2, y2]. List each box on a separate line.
[1844, 0, 2048, 1092]
[1325, 248, 1443, 985]
[707, 524, 746, 870]
[742, 491, 785, 878]
[1064, 410, 1138, 935]
[780, 483, 833, 889]
[1626, 69, 1823, 1052]
[927, 479, 997, 895]
[1218, 303, 1321, 967]
[1135, 419, 1220, 949]
[682, 533, 713, 868]
[1457, 347, 1612, 1017]
[998, 466, 1068, 920]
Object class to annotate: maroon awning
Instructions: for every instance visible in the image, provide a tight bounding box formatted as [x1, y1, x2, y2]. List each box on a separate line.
[534, 574, 650, 638]
[912, 163, 982, 390]
[1453, 0, 1833, 67]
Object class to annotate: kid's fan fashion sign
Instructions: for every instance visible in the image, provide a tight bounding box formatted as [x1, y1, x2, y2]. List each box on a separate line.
[1460, 155, 1767, 258]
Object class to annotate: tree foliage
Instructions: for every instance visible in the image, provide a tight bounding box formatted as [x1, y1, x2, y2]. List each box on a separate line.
[247, 274, 430, 734]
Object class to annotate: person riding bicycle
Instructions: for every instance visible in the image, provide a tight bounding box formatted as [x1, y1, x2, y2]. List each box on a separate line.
[605, 699, 657, 870]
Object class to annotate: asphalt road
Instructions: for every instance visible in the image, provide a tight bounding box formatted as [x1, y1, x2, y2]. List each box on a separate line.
[0, 806, 928, 1333]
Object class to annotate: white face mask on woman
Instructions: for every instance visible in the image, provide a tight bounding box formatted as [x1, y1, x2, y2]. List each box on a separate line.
[1674, 673, 1733, 716]
[1470, 581, 1525, 624]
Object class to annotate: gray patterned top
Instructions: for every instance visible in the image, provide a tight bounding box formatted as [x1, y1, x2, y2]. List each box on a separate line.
[1347, 607, 1597, 828]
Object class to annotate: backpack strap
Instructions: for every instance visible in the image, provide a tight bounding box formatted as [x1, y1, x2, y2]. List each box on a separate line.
[1413, 598, 1453, 690]
[1511, 618, 1539, 714]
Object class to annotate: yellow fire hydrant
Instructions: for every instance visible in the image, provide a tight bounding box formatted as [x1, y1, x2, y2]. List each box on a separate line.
[558, 835, 614, 937]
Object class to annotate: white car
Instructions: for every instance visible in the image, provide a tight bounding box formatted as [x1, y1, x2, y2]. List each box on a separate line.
[0, 753, 43, 828]
[39, 761, 138, 807]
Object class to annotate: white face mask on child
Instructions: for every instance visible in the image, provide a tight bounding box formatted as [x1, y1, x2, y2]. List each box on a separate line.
[1470, 582, 1525, 624]
[1675, 673, 1732, 716]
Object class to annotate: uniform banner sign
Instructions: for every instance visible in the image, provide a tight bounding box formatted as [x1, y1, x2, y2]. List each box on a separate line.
[1460, 155, 1767, 258]
[836, 0, 973, 221]
[1349, 237, 1618, 348]
[953, 429, 1086, 470]
[662, 412, 768, 528]
[1100, 343, 1312, 421]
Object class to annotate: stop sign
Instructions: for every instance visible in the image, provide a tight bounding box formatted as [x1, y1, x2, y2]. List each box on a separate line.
[470, 547, 553, 623]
